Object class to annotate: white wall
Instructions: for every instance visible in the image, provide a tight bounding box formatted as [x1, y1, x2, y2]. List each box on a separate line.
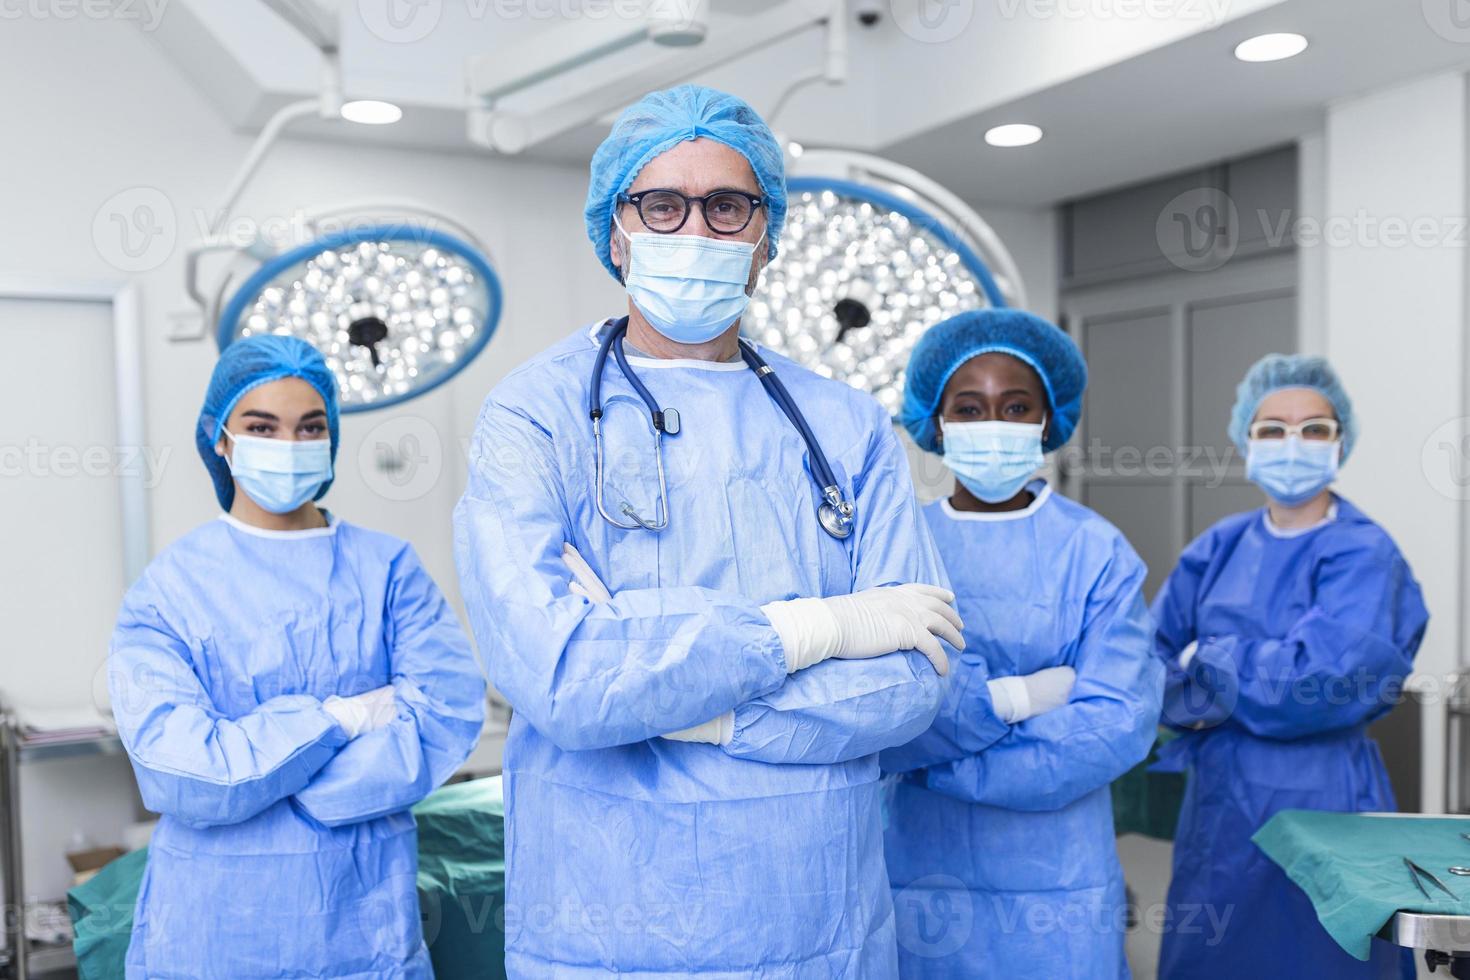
[1316, 70, 1469, 813]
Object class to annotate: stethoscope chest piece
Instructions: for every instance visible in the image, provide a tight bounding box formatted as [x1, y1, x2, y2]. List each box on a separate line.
[819, 501, 855, 539]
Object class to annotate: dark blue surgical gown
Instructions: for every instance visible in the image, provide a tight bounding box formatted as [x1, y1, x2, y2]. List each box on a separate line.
[881, 482, 1163, 978]
[1150, 496, 1427, 979]
[109, 515, 486, 979]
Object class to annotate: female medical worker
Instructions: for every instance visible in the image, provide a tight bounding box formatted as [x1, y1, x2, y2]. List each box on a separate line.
[108, 336, 486, 979]
[455, 85, 964, 978]
[880, 309, 1163, 979]
[1152, 354, 1426, 980]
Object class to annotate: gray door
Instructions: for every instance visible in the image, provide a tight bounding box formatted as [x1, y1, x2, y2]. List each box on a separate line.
[1060, 258, 1298, 600]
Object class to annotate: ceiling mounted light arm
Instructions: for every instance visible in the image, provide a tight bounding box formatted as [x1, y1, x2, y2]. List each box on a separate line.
[182, 0, 395, 322]
[768, 0, 846, 130]
[467, 0, 843, 155]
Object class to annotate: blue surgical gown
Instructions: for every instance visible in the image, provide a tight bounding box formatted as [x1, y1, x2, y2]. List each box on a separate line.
[1151, 496, 1426, 979]
[108, 515, 487, 979]
[880, 483, 1162, 979]
[453, 321, 949, 978]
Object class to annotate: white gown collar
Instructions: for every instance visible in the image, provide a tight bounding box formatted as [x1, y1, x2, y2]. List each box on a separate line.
[219, 511, 340, 539]
[939, 480, 1053, 522]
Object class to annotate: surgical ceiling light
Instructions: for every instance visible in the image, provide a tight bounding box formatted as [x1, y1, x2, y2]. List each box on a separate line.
[341, 99, 403, 125]
[984, 123, 1043, 147]
[744, 149, 1026, 416]
[180, 0, 502, 412]
[210, 214, 501, 412]
[1233, 32, 1308, 63]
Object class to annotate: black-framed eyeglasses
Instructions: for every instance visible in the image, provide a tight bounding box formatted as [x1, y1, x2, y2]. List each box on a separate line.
[617, 188, 765, 235]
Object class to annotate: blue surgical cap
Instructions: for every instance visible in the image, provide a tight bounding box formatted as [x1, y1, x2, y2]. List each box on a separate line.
[901, 309, 1087, 454]
[1229, 353, 1356, 462]
[196, 335, 340, 511]
[584, 84, 786, 281]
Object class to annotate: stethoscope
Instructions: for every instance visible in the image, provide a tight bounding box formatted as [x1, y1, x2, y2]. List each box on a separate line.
[588, 316, 857, 539]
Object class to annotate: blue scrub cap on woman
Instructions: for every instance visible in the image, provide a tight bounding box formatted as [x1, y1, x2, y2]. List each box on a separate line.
[901, 308, 1087, 454]
[196, 335, 340, 511]
[1228, 353, 1356, 462]
[584, 84, 787, 281]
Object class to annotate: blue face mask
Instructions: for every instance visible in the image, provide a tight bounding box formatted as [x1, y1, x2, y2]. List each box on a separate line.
[940, 417, 1046, 504]
[223, 430, 333, 514]
[617, 214, 762, 345]
[1246, 436, 1339, 506]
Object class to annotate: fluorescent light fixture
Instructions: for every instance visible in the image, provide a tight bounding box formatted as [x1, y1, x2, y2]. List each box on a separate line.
[1233, 32, 1308, 63]
[341, 100, 403, 125]
[984, 123, 1043, 148]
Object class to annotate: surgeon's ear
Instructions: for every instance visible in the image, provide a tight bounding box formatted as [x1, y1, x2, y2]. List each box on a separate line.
[609, 220, 627, 278]
[746, 248, 767, 295]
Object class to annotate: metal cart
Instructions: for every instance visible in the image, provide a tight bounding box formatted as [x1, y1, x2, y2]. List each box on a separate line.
[1, 712, 124, 979]
[1383, 911, 1470, 976]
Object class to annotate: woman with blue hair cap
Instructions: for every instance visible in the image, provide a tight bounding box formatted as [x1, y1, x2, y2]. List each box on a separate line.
[1151, 353, 1426, 979]
[881, 308, 1162, 978]
[457, 85, 964, 977]
[109, 335, 485, 978]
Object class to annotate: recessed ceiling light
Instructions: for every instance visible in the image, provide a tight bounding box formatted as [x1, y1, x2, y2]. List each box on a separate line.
[1234, 32, 1308, 63]
[788, 141, 805, 158]
[984, 123, 1043, 148]
[341, 100, 403, 125]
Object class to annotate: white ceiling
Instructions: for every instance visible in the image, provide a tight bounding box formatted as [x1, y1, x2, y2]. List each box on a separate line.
[144, 0, 1470, 207]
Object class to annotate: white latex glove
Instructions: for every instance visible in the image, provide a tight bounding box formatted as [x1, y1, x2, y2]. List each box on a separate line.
[987, 666, 1076, 724]
[323, 685, 398, 739]
[562, 543, 613, 603]
[661, 711, 735, 746]
[1177, 639, 1200, 669]
[761, 584, 964, 677]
